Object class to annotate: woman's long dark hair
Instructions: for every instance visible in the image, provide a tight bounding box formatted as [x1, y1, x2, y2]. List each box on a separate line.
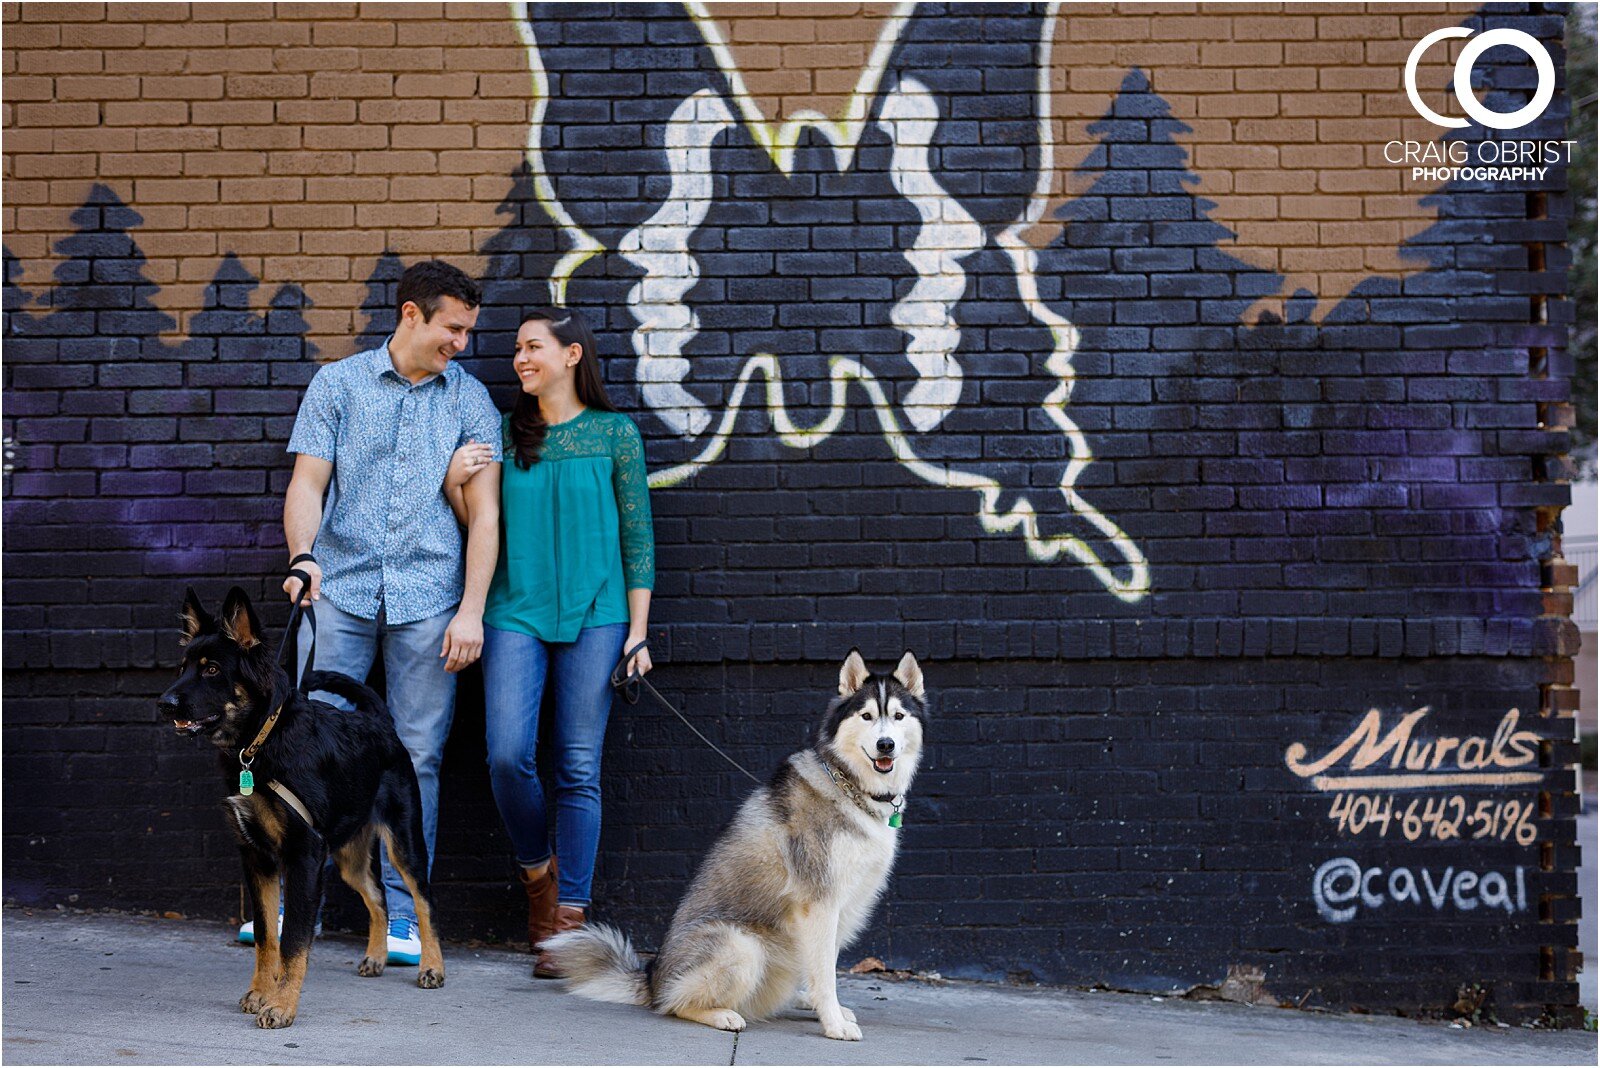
[509, 307, 617, 469]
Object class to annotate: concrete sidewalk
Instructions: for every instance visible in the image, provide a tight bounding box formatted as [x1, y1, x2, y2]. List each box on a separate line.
[2, 909, 1593, 1066]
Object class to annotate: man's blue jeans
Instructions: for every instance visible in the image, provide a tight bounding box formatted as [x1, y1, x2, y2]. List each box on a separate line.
[297, 598, 457, 924]
[482, 621, 626, 908]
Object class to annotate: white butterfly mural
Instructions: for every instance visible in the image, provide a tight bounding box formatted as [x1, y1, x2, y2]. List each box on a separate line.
[512, 1, 1150, 603]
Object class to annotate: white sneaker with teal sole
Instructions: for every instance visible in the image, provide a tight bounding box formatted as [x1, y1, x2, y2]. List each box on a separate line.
[238, 910, 319, 945]
[386, 917, 421, 965]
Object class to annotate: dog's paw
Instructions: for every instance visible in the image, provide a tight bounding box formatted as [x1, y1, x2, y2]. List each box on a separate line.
[238, 989, 270, 1014]
[705, 1009, 746, 1032]
[417, 967, 445, 989]
[822, 1016, 862, 1041]
[255, 1004, 296, 1029]
[357, 956, 385, 978]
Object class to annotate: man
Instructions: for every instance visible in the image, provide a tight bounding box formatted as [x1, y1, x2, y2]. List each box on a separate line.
[269, 260, 502, 963]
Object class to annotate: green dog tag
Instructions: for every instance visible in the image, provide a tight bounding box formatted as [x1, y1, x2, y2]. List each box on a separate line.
[239, 769, 254, 796]
[888, 811, 902, 828]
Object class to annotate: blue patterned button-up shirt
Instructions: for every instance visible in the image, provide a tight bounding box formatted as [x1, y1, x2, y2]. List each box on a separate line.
[286, 339, 503, 625]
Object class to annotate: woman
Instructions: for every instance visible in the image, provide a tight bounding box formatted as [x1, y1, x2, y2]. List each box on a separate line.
[445, 307, 654, 978]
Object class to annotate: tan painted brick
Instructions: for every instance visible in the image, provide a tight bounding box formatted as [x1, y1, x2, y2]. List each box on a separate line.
[189, 3, 274, 20]
[61, 23, 144, 47]
[184, 203, 269, 231]
[145, 23, 227, 48]
[226, 21, 310, 47]
[273, 46, 361, 72]
[141, 232, 221, 258]
[8, 23, 61, 47]
[1234, 67, 1317, 92]
[302, 229, 384, 256]
[1230, 15, 1315, 40]
[16, 48, 103, 74]
[104, 49, 193, 74]
[313, 22, 395, 47]
[1316, 117, 1403, 142]
[1197, 93, 1279, 118]
[183, 150, 268, 176]
[477, 73, 530, 98]
[185, 47, 276, 73]
[392, 125, 472, 150]
[1116, 42, 1200, 68]
[303, 123, 387, 150]
[1284, 247, 1364, 271]
[306, 176, 387, 202]
[475, 124, 527, 150]
[1209, 194, 1279, 220]
[263, 255, 352, 280]
[1318, 169, 1398, 194]
[1237, 118, 1315, 143]
[220, 125, 300, 150]
[390, 175, 470, 201]
[353, 150, 437, 175]
[1153, 68, 1232, 94]
[220, 176, 304, 201]
[393, 72, 477, 97]
[280, 2, 358, 17]
[15, 102, 101, 126]
[309, 71, 393, 97]
[55, 74, 142, 100]
[388, 228, 471, 254]
[1280, 144, 1356, 169]
[2, 128, 53, 152]
[141, 75, 226, 99]
[1279, 194, 1361, 220]
[356, 201, 436, 227]
[355, 46, 447, 72]
[1321, 220, 1401, 245]
[271, 203, 355, 228]
[98, 151, 185, 176]
[1193, 144, 1279, 169]
[726, 18, 816, 44]
[134, 178, 220, 204]
[267, 150, 354, 176]
[1235, 170, 1307, 194]
[15, 205, 72, 230]
[1281, 92, 1363, 118]
[103, 100, 188, 125]
[1, 75, 55, 100]
[226, 74, 308, 98]
[432, 45, 525, 72]
[1318, 14, 1399, 39]
[12, 153, 97, 179]
[21, 3, 105, 22]
[357, 99, 441, 124]
[277, 99, 358, 124]
[1199, 41, 1281, 66]
[443, 99, 526, 123]
[1285, 40, 1360, 65]
[227, 230, 300, 255]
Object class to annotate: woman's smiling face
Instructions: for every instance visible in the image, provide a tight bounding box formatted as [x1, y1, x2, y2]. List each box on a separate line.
[512, 317, 579, 395]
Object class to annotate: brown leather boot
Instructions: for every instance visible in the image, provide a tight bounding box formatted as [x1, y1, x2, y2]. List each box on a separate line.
[518, 857, 559, 955]
[533, 903, 587, 979]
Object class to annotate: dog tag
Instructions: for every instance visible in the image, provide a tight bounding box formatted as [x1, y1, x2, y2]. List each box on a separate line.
[239, 769, 255, 796]
[888, 811, 902, 828]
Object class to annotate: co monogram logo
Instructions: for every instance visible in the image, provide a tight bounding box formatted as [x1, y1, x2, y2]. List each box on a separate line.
[1404, 27, 1555, 131]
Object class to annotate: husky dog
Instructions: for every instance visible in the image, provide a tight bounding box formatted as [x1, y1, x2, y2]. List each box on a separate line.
[542, 649, 926, 1041]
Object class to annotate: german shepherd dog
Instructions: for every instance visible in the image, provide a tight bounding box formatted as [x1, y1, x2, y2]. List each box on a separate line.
[157, 587, 444, 1029]
[543, 650, 926, 1041]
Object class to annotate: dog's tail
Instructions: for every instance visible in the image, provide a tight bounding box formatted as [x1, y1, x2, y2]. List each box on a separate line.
[301, 670, 385, 714]
[540, 925, 651, 1007]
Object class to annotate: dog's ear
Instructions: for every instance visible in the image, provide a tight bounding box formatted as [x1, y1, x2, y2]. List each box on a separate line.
[179, 587, 212, 646]
[839, 649, 870, 696]
[218, 586, 263, 650]
[893, 650, 924, 699]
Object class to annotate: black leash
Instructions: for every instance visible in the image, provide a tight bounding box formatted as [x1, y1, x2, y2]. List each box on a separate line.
[280, 553, 318, 692]
[610, 639, 763, 786]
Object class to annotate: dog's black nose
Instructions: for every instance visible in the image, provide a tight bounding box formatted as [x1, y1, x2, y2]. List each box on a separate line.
[876, 737, 895, 754]
[157, 692, 181, 717]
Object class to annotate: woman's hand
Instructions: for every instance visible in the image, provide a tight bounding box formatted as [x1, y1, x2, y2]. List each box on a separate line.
[625, 635, 653, 677]
[445, 440, 495, 490]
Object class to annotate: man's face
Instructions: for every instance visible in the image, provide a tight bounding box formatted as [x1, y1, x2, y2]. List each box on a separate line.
[403, 295, 479, 376]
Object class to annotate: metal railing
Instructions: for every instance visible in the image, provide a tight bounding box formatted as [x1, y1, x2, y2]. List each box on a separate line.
[1568, 535, 1597, 632]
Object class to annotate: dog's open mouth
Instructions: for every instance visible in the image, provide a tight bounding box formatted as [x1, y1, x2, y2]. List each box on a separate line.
[172, 714, 221, 736]
[864, 749, 895, 774]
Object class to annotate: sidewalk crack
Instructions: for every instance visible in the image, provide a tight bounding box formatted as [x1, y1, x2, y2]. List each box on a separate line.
[729, 1030, 739, 1065]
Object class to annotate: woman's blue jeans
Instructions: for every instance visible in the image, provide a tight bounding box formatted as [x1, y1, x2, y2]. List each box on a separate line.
[482, 621, 627, 908]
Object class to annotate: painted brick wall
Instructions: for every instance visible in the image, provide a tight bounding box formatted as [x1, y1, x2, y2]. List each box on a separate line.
[1, 2, 1583, 1023]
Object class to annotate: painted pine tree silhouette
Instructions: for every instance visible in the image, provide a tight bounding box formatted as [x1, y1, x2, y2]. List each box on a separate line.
[46, 183, 177, 346]
[268, 284, 317, 362]
[355, 251, 404, 351]
[187, 253, 266, 359]
[3, 246, 33, 334]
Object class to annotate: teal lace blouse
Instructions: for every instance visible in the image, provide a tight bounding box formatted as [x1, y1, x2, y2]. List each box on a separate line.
[484, 408, 655, 642]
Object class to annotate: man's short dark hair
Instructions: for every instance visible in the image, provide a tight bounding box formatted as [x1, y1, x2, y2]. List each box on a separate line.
[396, 260, 482, 321]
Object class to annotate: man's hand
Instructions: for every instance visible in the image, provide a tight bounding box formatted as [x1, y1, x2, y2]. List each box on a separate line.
[283, 560, 323, 607]
[440, 610, 484, 673]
